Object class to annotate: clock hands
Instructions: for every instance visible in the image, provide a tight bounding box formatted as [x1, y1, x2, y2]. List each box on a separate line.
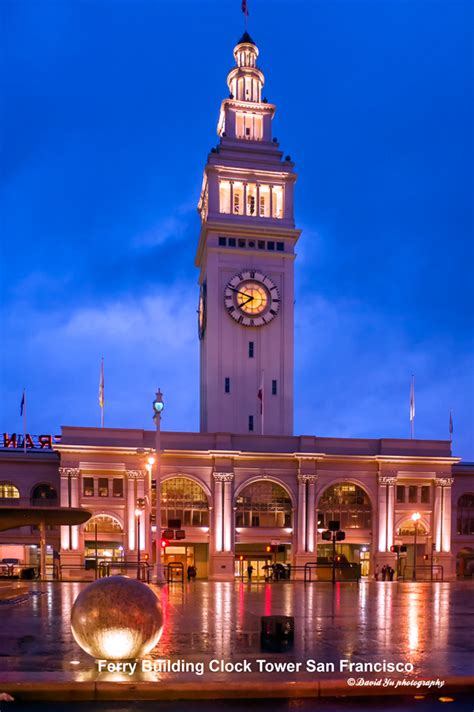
[229, 287, 254, 306]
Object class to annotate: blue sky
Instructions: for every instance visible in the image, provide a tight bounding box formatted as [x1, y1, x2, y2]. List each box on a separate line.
[1, 0, 473, 458]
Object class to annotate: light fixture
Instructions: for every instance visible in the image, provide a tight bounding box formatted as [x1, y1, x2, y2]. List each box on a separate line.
[411, 512, 421, 523]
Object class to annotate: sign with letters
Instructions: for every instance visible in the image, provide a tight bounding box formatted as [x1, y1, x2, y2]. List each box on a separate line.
[2, 433, 62, 450]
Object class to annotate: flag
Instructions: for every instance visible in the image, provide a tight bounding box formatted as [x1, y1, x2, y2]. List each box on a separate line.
[257, 372, 264, 414]
[242, 0, 249, 16]
[20, 390, 25, 416]
[449, 410, 453, 437]
[99, 359, 104, 408]
[409, 376, 415, 423]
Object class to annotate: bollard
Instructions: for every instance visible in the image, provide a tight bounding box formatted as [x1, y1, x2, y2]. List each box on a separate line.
[260, 615, 294, 652]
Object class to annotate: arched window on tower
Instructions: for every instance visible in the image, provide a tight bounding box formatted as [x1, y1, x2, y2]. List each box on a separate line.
[219, 181, 231, 214]
[0, 482, 20, 500]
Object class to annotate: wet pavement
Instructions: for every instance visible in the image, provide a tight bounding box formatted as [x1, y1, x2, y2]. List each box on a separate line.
[0, 580, 473, 688]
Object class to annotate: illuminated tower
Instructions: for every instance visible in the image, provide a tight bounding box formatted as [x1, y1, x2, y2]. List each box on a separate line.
[196, 32, 300, 435]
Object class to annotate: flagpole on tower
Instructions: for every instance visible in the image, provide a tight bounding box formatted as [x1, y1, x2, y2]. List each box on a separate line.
[409, 375, 415, 440]
[20, 389, 26, 454]
[449, 410, 453, 443]
[242, 0, 249, 31]
[99, 358, 105, 428]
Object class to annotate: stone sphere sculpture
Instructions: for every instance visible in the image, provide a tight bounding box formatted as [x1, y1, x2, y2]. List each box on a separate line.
[71, 576, 163, 660]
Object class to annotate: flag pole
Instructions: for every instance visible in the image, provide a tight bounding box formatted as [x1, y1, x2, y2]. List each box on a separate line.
[99, 358, 105, 428]
[22, 389, 26, 454]
[409, 375, 415, 440]
[449, 409, 453, 443]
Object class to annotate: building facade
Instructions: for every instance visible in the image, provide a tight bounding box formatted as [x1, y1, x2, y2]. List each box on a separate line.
[1, 33, 473, 581]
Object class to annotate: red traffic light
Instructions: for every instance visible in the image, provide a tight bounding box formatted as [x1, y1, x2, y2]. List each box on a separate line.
[160, 539, 168, 549]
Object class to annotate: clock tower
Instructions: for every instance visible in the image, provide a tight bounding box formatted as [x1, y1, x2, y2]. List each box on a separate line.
[196, 32, 300, 435]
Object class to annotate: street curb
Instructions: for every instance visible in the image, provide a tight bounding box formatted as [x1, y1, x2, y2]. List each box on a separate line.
[1, 677, 473, 701]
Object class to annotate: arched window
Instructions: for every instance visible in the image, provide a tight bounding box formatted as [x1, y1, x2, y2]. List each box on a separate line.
[161, 477, 209, 527]
[84, 515, 123, 533]
[457, 494, 474, 535]
[0, 482, 20, 499]
[236, 480, 292, 528]
[31, 484, 58, 505]
[318, 483, 372, 530]
[396, 519, 429, 536]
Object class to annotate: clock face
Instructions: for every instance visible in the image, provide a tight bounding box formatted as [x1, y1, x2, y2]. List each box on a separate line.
[198, 282, 207, 339]
[224, 270, 280, 327]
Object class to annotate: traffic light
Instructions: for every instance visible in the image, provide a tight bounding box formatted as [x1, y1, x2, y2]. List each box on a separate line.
[266, 546, 272, 553]
[321, 531, 332, 541]
[239, 555, 245, 561]
[328, 520, 340, 532]
[160, 539, 168, 550]
[390, 545, 400, 553]
[335, 531, 345, 541]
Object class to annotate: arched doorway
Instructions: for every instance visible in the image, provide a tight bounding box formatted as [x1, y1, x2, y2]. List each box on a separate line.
[234, 479, 293, 580]
[456, 547, 474, 578]
[395, 517, 430, 577]
[317, 482, 372, 574]
[83, 514, 125, 563]
[456, 494, 474, 536]
[160, 477, 210, 577]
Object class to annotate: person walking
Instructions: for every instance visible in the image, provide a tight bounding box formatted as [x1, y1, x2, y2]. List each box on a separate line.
[381, 565, 387, 581]
[374, 564, 379, 581]
[247, 564, 254, 581]
[388, 566, 395, 581]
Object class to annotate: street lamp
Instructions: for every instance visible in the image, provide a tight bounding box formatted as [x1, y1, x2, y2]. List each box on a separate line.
[153, 390, 165, 584]
[411, 512, 421, 581]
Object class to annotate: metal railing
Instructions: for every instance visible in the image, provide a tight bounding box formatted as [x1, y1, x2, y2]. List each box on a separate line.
[166, 562, 184, 584]
[96, 560, 151, 582]
[399, 565, 444, 582]
[304, 561, 361, 583]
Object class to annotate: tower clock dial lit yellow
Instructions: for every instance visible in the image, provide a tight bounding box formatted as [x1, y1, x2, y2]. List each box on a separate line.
[224, 270, 280, 327]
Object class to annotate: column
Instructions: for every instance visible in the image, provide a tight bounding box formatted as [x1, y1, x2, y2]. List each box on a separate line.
[269, 185, 274, 218]
[243, 182, 247, 215]
[126, 470, 140, 552]
[297, 475, 307, 553]
[213, 473, 224, 552]
[377, 473, 397, 552]
[222, 474, 234, 553]
[137, 474, 146, 551]
[306, 476, 318, 554]
[59, 467, 79, 550]
[434, 476, 454, 553]
[230, 181, 234, 214]
[70, 472, 79, 550]
[385, 476, 397, 551]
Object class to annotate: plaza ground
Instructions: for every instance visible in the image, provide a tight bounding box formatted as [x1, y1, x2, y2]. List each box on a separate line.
[0, 580, 472, 701]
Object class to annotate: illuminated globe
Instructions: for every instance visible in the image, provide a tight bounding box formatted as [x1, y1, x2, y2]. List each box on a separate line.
[71, 576, 163, 660]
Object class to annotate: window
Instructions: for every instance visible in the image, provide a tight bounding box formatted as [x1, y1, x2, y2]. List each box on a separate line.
[98, 478, 109, 497]
[258, 240, 265, 250]
[113, 479, 124, 498]
[233, 182, 243, 214]
[218, 237, 226, 246]
[408, 486, 418, 503]
[277, 242, 284, 251]
[0, 482, 20, 499]
[457, 494, 474, 535]
[248, 415, 254, 432]
[160, 477, 209, 527]
[83, 477, 94, 497]
[421, 486, 430, 504]
[248, 342, 254, 358]
[396, 485, 405, 503]
[272, 380, 277, 395]
[228, 238, 236, 247]
[247, 184, 257, 215]
[267, 241, 275, 250]
[318, 483, 372, 530]
[272, 185, 283, 218]
[259, 185, 270, 217]
[219, 181, 231, 214]
[225, 377, 230, 393]
[236, 481, 292, 528]
[238, 239, 246, 248]
[85, 515, 123, 533]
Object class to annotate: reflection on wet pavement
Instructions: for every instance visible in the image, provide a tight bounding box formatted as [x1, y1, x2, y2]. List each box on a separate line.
[0, 580, 472, 684]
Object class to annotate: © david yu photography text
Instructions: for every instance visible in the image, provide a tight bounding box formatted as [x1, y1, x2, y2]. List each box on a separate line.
[97, 658, 414, 676]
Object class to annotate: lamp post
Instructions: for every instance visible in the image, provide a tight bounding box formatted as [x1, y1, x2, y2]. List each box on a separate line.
[135, 507, 141, 574]
[411, 512, 421, 581]
[153, 390, 165, 584]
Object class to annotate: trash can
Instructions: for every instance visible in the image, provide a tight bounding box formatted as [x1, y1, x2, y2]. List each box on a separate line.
[260, 615, 294, 652]
[20, 567, 36, 580]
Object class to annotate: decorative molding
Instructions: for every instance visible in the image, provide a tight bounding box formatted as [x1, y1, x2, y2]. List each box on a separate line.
[378, 475, 397, 486]
[298, 474, 318, 485]
[59, 467, 80, 478]
[213, 472, 234, 483]
[436, 477, 454, 487]
[126, 469, 145, 480]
